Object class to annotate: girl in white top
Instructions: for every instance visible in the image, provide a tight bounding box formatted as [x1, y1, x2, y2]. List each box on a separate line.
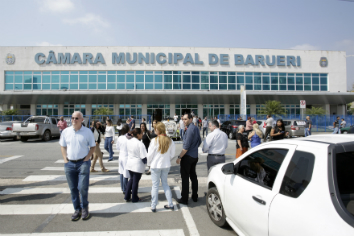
[116, 119, 123, 136]
[116, 124, 130, 194]
[124, 128, 147, 203]
[104, 119, 115, 161]
[147, 123, 175, 212]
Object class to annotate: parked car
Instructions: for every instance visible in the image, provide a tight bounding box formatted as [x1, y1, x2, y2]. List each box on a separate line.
[12, 116, 60, 142]
[206, 135, 354, 236]
[283, 120, 306, 138]
[341, 125, 353, 134]
[0, 121, 21, 141]
[220, 120, 246, 139]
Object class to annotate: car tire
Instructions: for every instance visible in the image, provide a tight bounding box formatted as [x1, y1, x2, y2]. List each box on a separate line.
[206, 187, 228, 227]
[228, 132, 233, 139]
[42, 130, 51, 142]
[13, 136, 18, 141]
[343, 131, 348, 134]
[20, 137, 28, 142]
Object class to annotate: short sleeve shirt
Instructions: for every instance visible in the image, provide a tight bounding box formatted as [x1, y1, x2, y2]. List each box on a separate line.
[236, 133, 249, 149]
[305, 120, 312, 128]
[59, 125, 96, 160]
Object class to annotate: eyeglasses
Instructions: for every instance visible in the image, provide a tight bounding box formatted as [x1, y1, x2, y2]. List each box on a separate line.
[71, 117, 80, 120]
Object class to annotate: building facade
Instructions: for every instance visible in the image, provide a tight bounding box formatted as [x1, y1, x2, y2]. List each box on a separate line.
[0, 46, 352, 120]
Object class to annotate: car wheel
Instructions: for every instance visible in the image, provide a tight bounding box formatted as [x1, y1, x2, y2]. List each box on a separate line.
[42, 130, 51, 142]
[206, 187, 228, 227]
[343, 131, 348, 134]
[20, 137, 28, 142]
[13, 136, 18, 141]
[228, 132, 233, 139]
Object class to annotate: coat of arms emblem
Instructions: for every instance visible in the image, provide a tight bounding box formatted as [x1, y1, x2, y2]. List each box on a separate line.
[6, 53, 15, 64]
[320, 57, 328, 67]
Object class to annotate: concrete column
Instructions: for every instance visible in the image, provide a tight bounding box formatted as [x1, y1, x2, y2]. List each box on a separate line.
[170, 104, 175, 117]
[0, 104, 8, 112]
[198, 104, 203, 118]
[30, 104, 36, 115]
[250, 104, 257, 115]
[142, 104, 147, 116]
[337, 105, 346, 115]
[58, 104, 64, 116]
[224, 104, 230, 115]
[86, 104, 92, 116]
[325, 104, 330, 115]
[114, 104, 120, 115]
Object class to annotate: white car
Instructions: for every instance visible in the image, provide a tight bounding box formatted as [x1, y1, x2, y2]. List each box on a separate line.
[206, 135, 354, 236]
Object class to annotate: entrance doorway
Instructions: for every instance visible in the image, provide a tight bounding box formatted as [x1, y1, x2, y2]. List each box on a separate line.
[153, 109, 163, 122]
[181, 109, 191, 116]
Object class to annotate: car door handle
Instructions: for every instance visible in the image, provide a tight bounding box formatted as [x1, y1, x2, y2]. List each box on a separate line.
[252, 196, 266, 205]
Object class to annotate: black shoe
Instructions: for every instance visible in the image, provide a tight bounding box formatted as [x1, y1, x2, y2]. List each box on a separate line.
[108, 158, 113, 162]
[81, 207, 90, 220]
[145, 170, 151, 175]
[192, 197, 198, 202]
[71, 210, 82, 221]
[177, 198, 188, 205]
[164, 205, 174, 211]
[151, 208, 156, 213]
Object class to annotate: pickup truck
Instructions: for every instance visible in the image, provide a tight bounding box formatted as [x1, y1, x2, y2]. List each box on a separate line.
[12, 116, 60, 142]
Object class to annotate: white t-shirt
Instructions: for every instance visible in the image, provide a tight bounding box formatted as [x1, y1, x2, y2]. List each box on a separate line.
[341, 120, 347, 128]
[179, 119, 185, 130]
[147, 137, 175, 168]
[266, 117, 274, 127]
[126, 137, 147, 173]
[174, 115, 178, 122]
[105, 126, 115, 138]
[116, 135, 130, 178]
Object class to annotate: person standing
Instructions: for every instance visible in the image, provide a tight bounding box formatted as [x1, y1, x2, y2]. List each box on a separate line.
[147, 123, 175, 212]
[271, 119, 289, 140]
[341, 118, 346, 129]
[57, 116, 67, 134]
[264, 115, 274, 142]
[141, 118, 146, 124]
[179, 118, 185, 140]
[174, 113, 178, 123]
[202, 117, 208, 138]
[140, 123, 151, 152]
[245, 117, 253, 136]
[304, 116, 312, 137]
[193, 116, 197, 126]
[116, 119, 123, 137]
[104, 119, 115, 162]
[236, 125, 249, 158]
[90, 121, 109, 172]
[176, 113, 201, 204]
[214, 116, 221, 128]
[59, 111, 96, 221]
[248, 124, 263, 148]
[202, 120, 228, 170]
[116, 125, 130, 194]
[124, 128, 147, 203]
[332, 116, 341, 134]
[129, 116, 135, 131]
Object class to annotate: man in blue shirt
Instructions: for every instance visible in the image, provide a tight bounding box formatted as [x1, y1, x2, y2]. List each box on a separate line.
[59, 111, 96, 221]
[129, 115, 135, 131]
[176, 113, 201, 204]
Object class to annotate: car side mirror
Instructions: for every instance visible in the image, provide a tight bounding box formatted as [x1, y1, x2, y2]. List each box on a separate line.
[222, 163, 235, 175]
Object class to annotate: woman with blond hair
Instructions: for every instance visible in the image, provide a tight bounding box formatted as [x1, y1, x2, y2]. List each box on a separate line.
[248, 123, 263, 148]
[147, 123, 175, 212]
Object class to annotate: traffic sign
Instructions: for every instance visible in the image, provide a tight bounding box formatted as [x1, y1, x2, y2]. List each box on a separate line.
[300, 100, 306, 108]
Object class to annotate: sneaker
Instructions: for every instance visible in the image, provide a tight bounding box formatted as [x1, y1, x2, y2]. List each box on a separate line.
[164, 205, 174, 211]
[81, 207, 90, 220]
[71, 210, 81, 221]
[108, 159, 113, 162]
[101, 169, 109, 172]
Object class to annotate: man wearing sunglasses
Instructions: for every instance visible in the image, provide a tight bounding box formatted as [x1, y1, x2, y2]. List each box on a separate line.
[59, 111, 96, 221]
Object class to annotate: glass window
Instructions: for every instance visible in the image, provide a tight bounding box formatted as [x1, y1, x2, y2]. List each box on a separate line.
[173, 75, 181, 83]
[146, 75, 153, 83]
[201, 74, 209, 83]
[219, 76, 227, 83]
[210, 84, 218, 90]
[320, 75, 327, 85]
[321, 85, 327, 91]
[183, 84, 191, 89]
[262, 76, 269, 84]
[164, 75, 172, 83]
[219, 84, 227, 90]
[192, 75, 200, 83]
[228, 84, 236, 90]
[312, 76, 319, 85]
[228, 76, 236, 83]
[98, 74, 106, 82]
[136, 83, 144, 89]
[70, 75, 78, 83]
[98, 83, 106, 90]
[126, 83, 134, 89]
[210, 75, 218, 83]
[236, 149, 288, 189]
[237, 75, 244, 84]
[183, 75, 191, 83]
[280, 151, 315, 198]
[155, 75, 163, 82]
[136, 75, 144, 83]
[61, 75, 69, 83]
[126, 75, 134, 82]
[201, 84, 209, 90]
[164, 84, 172, 89]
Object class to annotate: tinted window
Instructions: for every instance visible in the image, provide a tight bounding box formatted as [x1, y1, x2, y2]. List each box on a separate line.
[283, 121, 291, 126]
[222, 121, 230, 126]
[294, 121, 306, 126]
[51, 118, 57, 125]
[237, 149, 288, 189]
[231, 120, 246, 126]
[26, 118, 45, 123]
[336, 152, 354, 216]
[280, 151, 315, 198]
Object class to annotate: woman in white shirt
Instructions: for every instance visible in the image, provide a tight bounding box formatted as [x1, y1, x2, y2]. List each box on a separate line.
[147, 123, 175, 212]
[90, 121, 109, 172]
[124, 128, 147, 203]
[104, 119, 115, 162]
[116, 119, 123, 136]
[116, 124, 130, 194]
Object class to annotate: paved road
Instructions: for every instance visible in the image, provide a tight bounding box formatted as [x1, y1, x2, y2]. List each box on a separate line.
[0, 137, 237, 236]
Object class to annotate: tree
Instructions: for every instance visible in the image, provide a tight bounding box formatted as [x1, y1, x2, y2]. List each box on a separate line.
[259, 100, 286, 116]
[93, 107, 114, 116]
[1, 109, 19, 115]
[305, 106, 326, 115]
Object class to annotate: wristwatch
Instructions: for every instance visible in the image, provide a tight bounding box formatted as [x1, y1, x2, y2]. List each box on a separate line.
[178, 156, 182, 159]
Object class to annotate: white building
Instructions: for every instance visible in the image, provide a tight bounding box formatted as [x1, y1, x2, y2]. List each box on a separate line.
[0, 46, 352, 120]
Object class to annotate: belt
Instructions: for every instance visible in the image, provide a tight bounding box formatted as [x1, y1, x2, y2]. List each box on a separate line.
[67, 157, 86, 163]
[208, 154, 225, 156]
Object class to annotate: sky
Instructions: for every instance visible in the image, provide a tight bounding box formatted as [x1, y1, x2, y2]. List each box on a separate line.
[1, 0, 354, 88]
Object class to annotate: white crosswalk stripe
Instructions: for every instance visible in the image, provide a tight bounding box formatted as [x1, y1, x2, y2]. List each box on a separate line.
[55, 159, 118, 164]
[0, 155, 23, 164]
[41, 167, 119, 172]
[23, 175, 154, 182]
[0, 230, 185, 236]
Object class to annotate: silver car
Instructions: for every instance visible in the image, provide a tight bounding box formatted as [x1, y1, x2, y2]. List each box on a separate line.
[284, 120, 306, 137]
[0, 121, 21, 141]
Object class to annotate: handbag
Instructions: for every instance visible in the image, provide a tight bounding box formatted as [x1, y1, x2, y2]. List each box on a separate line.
[141, 157, 147, 164]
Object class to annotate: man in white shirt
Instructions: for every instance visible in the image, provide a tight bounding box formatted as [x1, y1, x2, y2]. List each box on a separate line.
[202, 117, 208, 138]
[214, 116, 221, 128]
[174, 114, 178, 123]
[179, 118, 185, 140]
[202, 120, 228, 170]
[264, 115, 274, 142]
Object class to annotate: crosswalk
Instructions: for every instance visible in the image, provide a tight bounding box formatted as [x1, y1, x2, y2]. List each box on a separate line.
[0, 143, 200, 236]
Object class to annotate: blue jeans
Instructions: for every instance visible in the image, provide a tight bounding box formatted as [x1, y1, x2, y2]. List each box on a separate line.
[180, 129, 184, 140]
[151, 168, 173, 209]
[304, 128, 311, 137]
[203, 127, 208, 137]
[120, 174, 128, 192]
[64, 160, 91, 211]
[104, 137, 113, 159]
[332, 127, 341, 134]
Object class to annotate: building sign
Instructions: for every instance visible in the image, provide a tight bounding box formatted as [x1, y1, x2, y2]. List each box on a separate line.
[300, 100, 306, 109]
[320, 57, 328, 67]
[6, 53, 15, 65]
[34, 51, 301, 67]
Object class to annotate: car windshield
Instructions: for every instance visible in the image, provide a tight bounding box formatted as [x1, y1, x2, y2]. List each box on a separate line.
[231, 121, 246, 125]
[335, 151, 354, 216]
[25, 117, 45, 123]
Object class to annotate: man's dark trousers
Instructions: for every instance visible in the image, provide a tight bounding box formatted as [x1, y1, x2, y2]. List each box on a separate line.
[180, 155, 198, 202]
[264, 126, 272, 142]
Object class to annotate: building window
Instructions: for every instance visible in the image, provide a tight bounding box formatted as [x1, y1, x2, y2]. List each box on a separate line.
[203, 104, 225, 119]
[36, 104, 58, 116]
[4, 71, 329, 92]
[147, 104, 170, 119]
[175, 104, 198, 117]
[92, 104, 114, 115]
[64, 104, 86, 116]
[119, 104, 142, 117]
[230, 104, 250, 116]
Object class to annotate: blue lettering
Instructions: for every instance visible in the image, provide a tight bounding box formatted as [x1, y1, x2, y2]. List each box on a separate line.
[209, 54, 218, 65]
[46, 51, 57, 64]
[70, 53, 82, 64]
[195, 53, 203, 65]
[266, 55, 275, 66]
[150, 53, 155, 64]
[35, 53, 45, 64]
[277, 55, 285, 66]
[58, 53, 71, 64]
[174, 53, 184, 64]
[234, 54, 244, 65]
[255, 55, 265, 66]
[297, 56, 301, 66]
[183, 53, 194, 64]
[287, 56, 296, 66]
[126, 53, 137, 64]
[83, 53, 93, 64]
[93, 53, 105, 64]
[168, 53, 173, 64]
[220, 54, 229, 65]
[156, 53, 166, 64]
[138, 53, 149, 64]
[112, 53, 125, 64]
[244, 55, 255, 65]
